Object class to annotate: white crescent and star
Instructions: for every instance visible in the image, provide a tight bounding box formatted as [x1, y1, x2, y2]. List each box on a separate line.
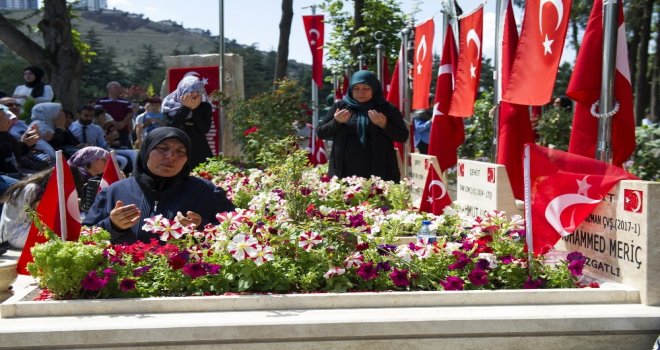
[628, 190, 642, 212]
[66, 189, 81, 224]
[575, 176, 591, 197]
[539, 0, 564, 55]
[466, 29, 481, 78]
[416, 36, 428, 75]
[545, 193, 601, 237]
[308, 29, 320, 46]
[433, 64, 453, 117]
[426, 179, 447, 204]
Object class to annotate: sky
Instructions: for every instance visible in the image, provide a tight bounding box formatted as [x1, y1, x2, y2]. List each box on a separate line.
[104, 0, 499, 65]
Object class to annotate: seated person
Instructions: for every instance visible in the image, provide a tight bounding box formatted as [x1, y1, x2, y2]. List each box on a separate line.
[83, 127, 235, 244]
[134, 96, 166, 149]
[67, 146, 109, 213]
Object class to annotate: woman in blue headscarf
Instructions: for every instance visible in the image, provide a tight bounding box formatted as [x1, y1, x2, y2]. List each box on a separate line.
[317, 70, 408, 182]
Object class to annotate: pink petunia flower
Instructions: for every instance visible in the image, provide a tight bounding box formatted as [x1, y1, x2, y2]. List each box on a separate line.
[343, 252, 363, 268]
[389, 268, 410, 287]
[323, 267, 347, 279]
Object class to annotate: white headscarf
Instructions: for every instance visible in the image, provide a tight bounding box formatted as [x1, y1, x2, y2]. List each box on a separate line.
[30, 102, 62, 135]
[161, 75, 209, 117]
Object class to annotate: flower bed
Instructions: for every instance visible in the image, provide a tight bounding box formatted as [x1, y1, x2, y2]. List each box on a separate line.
[27, 143, 590, 299]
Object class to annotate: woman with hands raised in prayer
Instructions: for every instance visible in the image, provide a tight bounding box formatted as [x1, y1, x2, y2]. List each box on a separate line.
[162, 75, 213, 168]
[317, 70, 408, 182]
[83, 127, 234, 244]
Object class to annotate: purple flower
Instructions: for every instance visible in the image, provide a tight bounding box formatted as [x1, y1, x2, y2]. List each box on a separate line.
[476, 259, 490, 270]
[467, 269, 489, 286]
[203, 262, 221, 275]
[376, 261, 391, 272]
[377, 244, 397, 256]
[348, 213, 367, 228]
[449, 251, 471, 270]
[461, 240, 475, 251]
[299, 187, 312, 196]
[103, 268, 116, 277]
[356, 261, 378, 281]
[440, 276, 465, 291]
[182, 262, 207, 279]
[498, 255, 514, 265]
[133, 265, 152, 277]
[566, 251, 584, 262]
[119, 278, 137, 292]
[389, 268, 410, 287]
[81, 271, 108, 292]
[272, 189, 286, 199]
[568, 259, 585, 276]
[523, 276, 545, 289]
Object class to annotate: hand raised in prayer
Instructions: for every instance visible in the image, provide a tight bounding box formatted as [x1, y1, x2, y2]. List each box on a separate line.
[368, 110, 387, 129]
[334, 109, 351, 124]
[109, 200, 141, 230]
[176, 210, 202, 228]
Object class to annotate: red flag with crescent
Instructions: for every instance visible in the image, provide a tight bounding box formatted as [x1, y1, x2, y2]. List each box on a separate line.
[412, 19, 435, 110]
[306, 132, 327, 165]
[419, 164, 452, 215]
[567, 0, 635, 167]
[502, 0, 572, 105]
[303, 14, 324, 87]
[17, 152, 81, 274]
[99, 152, 122, 192]
[428, 25, 465, 173]
[524, 144, 637, 256]
[448, 5, 483, 117]
[496, 0, 535, 200]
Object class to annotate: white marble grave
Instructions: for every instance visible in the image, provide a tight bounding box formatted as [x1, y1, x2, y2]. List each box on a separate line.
[455, 159, 522, 218]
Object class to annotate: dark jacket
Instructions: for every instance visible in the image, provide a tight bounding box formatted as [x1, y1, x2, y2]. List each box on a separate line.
[0, 131, 30, 176]
[317, 101, 408, 182]
[83, 176, 235, 244]
[168, 102, 213, 168]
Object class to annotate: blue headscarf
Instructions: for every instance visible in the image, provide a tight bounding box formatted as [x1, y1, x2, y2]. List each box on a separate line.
[162, 75, 209, 117]
[342, 70, 387, 144]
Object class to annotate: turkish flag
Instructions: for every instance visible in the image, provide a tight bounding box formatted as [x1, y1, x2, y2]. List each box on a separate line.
[303, 15, 324, 87]
[523, 144, 637, 256]
[496, 0, 535, 200]
[412, 19, 435, 110]
[387, 46, 406, 160]
[567, 0, 635, 167]
[623, 189, 643, 213]
[17, 152, 81, 274]
[502, 0, 572, 105]
[419, 164, 452, 215]
[382, 56, 391, 96]
[99, 151, 122, 192]
[428, 25, 465, 173]
[307, 132, 328, 165]
[335, 73, 349, 101]
[448, 5, 483, 117]
[168, 66, 221, 155]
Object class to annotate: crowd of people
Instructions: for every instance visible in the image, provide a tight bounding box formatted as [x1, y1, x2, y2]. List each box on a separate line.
[0, 66, 232, 250]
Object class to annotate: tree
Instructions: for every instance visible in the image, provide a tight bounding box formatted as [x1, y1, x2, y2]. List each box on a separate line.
[274, 0, 293, 80]
[0, 0, 83, 112]
[0, 45, 29, 95]
[80, 27, 126, 103]
[129, 44, 165, 92]
[321, 0, 408, 72]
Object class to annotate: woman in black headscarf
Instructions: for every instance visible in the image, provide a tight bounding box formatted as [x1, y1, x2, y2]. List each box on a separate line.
[12, 66, 55, 106]
[83, 127, 235, 244]
[317, 70, 408, 182]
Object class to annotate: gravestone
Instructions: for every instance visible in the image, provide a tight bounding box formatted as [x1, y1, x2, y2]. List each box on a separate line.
[409, 153, 443, 208]
[455, 159, 522, 218]
[162, 54, 244, 158]
[554, 180, 659, 305]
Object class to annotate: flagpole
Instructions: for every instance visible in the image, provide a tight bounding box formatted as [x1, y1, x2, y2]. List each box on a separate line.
[492, 0, 504, 161]
[218, 0, 225, 155]
[523, 144, 534, 272]
[375, 31, 385, 84]
[595, 0, 620, 164]
[55, 151, 67, 241]
[400, 26, 412, 178]
[304, 5, 320, 159]
[109, 150, 122, 179]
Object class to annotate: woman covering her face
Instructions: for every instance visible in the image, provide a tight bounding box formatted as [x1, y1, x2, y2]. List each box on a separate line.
[83, 127, 235, 244]
[162, 75, 213, 168]
[316, 70, 409, 182]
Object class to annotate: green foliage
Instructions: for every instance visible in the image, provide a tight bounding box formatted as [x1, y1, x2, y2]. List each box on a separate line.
[80, 28, 127, 102]
[227, 79, 308, 164]
[458, 91, 495, 161]
[320, 0, 408, 71]
[536, 107, 573, 151]
[128, 44, 165, 92]
[629, 125, 660, 181]
[0, 46, 29, 95]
